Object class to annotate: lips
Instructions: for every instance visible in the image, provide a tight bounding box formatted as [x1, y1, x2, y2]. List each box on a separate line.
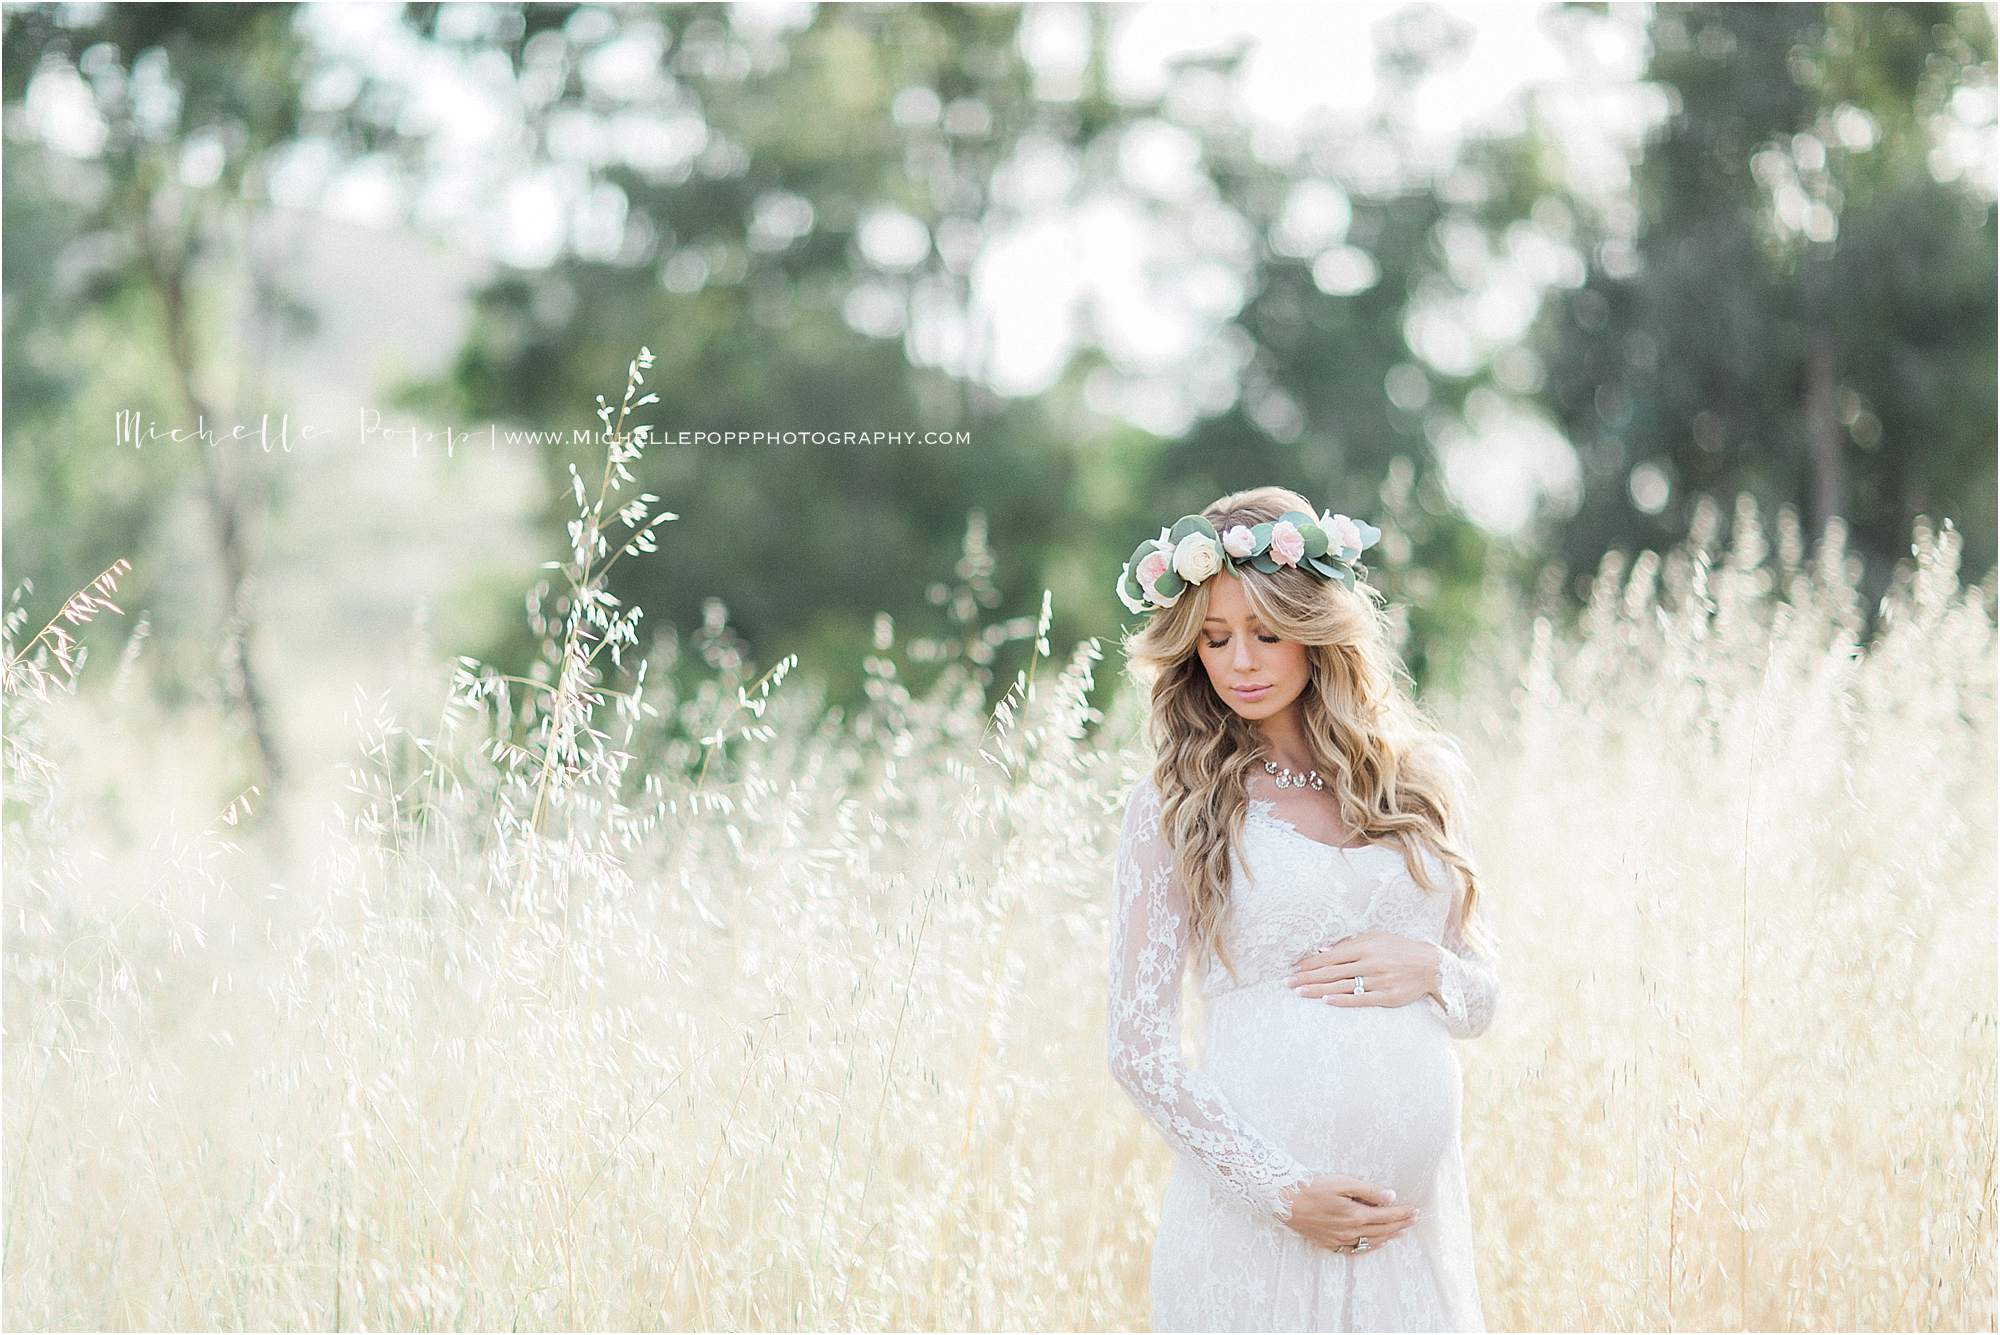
[1232, 684, 1272, 698]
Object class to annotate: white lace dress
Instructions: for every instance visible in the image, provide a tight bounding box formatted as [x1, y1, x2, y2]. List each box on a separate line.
[1106, 775, 1500, 1332]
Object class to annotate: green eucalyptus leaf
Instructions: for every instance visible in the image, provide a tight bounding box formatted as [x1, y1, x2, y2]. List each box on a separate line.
[1168, 514, 1220, 545]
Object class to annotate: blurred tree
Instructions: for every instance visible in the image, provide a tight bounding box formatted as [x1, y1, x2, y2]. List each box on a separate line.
[391, 3, 1545, 709]
[384, 5, 1088, 712]
[1530, 2, 1996, 607]
[1, 3, 334, 812]
[1151, 5, 1560, 690]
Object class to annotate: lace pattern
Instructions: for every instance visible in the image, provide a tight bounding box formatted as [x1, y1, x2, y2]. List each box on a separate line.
[1244, 794, 1500, 1039]
[1431, 906, 1501, 1038]
[1106, 777, 1317, 1221]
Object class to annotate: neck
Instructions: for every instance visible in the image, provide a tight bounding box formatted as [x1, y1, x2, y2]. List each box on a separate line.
[1255, 706, 1314, 773]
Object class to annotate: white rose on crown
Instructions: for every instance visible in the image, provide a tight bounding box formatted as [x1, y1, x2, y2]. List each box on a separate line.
[1173, 533, 1224, 584]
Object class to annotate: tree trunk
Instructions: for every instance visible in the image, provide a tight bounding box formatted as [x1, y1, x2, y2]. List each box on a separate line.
[139, 205, 290, 818]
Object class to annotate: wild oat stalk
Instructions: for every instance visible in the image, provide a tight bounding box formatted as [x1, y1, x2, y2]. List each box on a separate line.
[692, 653, 801, 795]
[1, 559, 139, 808]
[0, 557, 134, 700]
[522, 346, 677, 836]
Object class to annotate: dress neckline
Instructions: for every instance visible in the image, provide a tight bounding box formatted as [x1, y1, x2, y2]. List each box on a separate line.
[1244, 796, 1391, 856]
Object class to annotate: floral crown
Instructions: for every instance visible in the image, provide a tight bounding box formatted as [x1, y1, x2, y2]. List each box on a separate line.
[1114, 506, 1382, 613]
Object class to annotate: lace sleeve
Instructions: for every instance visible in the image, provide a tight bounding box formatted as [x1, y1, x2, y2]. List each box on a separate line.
[1105, 778, 1315, 1222]
[1427, 881, 1500, 1039]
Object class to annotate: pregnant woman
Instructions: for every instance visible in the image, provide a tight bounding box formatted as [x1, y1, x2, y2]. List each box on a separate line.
[1106, 486, 1501, 1331]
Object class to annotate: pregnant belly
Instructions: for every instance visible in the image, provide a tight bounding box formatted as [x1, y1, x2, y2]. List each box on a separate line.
[1200, 985, 1461, 1205]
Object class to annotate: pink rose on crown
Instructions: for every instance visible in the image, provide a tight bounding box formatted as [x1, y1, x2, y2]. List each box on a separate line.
[1136, 547, 1177, 604]
[1221, 524, 1257, 559]
[1269, 521, 1305, 567]
[1324, 512, 1364, 556]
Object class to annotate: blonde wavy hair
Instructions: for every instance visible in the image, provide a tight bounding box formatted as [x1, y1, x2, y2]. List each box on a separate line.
[1119, 485, 1490, 984]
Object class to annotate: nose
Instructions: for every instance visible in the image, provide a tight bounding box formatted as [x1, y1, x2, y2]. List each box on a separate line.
[1232, 637, 1257, 670]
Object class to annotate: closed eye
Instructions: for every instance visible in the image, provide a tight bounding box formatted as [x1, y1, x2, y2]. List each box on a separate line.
[1206, 634, 1282, 648]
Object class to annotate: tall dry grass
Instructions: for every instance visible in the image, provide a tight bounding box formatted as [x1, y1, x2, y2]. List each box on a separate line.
[1437, 498, 1996, 1331]
[3, 353, 1993, 1330]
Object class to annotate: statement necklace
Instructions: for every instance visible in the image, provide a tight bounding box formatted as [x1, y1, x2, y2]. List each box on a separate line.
[1262, 758, 1325, 791]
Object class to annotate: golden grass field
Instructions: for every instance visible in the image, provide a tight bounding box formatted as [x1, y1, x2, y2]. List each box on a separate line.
[4, 378, 1993, 1329]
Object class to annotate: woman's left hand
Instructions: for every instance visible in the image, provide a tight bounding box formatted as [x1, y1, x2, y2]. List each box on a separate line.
[1289, 932, 1440, 1007]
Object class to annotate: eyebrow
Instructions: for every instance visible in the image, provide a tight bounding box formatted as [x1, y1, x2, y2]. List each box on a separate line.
[1201, 616, 1264, 626]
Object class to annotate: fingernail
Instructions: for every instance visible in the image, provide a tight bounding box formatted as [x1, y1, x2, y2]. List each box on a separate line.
[1384, 1190, 1396, 1202]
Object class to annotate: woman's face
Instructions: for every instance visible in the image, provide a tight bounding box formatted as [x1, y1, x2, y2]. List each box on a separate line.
[1195, 569, 1310, 721]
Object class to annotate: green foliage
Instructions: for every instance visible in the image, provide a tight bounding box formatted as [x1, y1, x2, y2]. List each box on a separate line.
[1532, 2, 1997, 612]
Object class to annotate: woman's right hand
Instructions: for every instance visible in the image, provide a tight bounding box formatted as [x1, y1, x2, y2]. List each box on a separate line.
[1278, 1175, 1419, 1253]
